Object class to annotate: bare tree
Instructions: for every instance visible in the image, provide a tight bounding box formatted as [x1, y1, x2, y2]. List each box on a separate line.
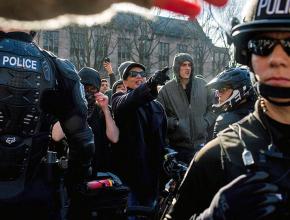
[112, 11, 173, 73]
[197, 0, 244, 74]
[67, 24, 116, 70]
[92, 25, 118, 71]
[175, 14, 217, 77]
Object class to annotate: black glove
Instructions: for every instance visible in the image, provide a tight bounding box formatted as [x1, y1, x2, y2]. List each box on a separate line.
[163, 157, 177, 177]
[163, 147, 178, 175]
[147, 67, 170, 87]
[197, 171, 281, 220]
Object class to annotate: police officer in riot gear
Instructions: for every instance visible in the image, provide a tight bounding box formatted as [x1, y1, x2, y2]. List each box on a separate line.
[0, 30, 94, 219]
[207, 67, 256, 138]
[166, 0, 290, 219]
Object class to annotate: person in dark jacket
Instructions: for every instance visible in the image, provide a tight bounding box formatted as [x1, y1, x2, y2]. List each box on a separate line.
[65, 67, 120, 220]
[0, 29, 94, 220]
[51, 67, 120, 220]
[167, 1, 290, 219]
[111, 61, 168, 219]
[206, 67, 256, 138]
[78, 67, 119, 173]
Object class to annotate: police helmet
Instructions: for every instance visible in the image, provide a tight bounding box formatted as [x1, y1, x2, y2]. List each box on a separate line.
[231, 0, 290, 65]
[207, 67, 253, 110]
[78, 67, 101, 89]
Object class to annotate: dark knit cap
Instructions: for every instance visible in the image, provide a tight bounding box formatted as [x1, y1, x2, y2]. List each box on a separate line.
[112, 79, 124, 94]
[118, 61, 145, 80]
[78, 67, 101, 89]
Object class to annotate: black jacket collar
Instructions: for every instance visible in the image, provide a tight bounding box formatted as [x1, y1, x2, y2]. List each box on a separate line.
[0, 31, 33, 42]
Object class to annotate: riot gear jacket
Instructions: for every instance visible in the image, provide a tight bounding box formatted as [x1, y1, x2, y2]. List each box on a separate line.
[0, 32, 94, 200]
[169, 101, 290, 220]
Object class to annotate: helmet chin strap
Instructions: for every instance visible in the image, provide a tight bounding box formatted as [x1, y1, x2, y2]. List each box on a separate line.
[258, 83, 290, 106]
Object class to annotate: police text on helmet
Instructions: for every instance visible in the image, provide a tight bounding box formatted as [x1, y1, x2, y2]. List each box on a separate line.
[257, 0, 290, 17]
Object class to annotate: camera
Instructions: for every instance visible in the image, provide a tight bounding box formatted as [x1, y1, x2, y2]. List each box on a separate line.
[104, 57, 110, 63]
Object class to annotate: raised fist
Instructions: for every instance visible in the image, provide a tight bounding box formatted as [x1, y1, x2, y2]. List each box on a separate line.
[148, 67, 170, 87]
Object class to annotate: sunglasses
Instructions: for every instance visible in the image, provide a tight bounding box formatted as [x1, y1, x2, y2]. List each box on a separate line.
[248, 38, 290, 56]
[127, 71, 146, 78]
[218, 87, 231, 94]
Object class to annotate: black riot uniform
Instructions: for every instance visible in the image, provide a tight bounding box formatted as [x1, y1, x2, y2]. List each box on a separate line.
[0, 31, 94, 219]
[168, 102, 290, 220]
[206, 67, 256, 138]
[167, 0, 290, 220]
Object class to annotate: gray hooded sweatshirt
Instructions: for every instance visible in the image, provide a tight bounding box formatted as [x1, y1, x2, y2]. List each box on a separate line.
[157, 53, 216, 150]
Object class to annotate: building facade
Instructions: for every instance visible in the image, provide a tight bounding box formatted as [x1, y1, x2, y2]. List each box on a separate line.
[35, 13, 229, 83]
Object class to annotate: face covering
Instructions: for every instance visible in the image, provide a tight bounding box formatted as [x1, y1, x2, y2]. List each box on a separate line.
[85, 92, 96, 117]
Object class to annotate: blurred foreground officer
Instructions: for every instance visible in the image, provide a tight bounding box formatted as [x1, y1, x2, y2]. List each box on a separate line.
[167, 1, 290, 219]
[0, 30, 94, 220]
[207, 67, 256, 138]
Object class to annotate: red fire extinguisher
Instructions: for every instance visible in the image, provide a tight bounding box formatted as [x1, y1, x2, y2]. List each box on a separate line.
[87, 179, 114, 190]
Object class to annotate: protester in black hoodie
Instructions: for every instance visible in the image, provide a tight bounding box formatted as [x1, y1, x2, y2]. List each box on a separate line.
[67, 67, 119, 220]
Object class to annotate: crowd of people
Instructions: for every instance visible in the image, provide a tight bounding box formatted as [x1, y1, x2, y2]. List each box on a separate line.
[0, 0, 290, 219]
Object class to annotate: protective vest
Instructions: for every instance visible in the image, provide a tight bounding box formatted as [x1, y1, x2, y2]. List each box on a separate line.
[213, 104, 252, 138]
[219, 109, 290, 219]
[0, 36, 56, 199]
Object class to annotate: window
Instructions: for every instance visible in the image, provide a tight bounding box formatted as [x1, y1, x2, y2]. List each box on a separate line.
[70, 32, 85, 68]
[158, 42, 169, 68]
[43, 31, 59, 55]
[94, 34, 109, 69]
[177, 43, 188, 53]
[139, 37, 151, 69]
[118, 38, 131, 66]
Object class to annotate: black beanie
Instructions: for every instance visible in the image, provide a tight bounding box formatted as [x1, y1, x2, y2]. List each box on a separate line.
[112, 79, 124, 94]
[118, 61, 145, 80]
[78, 67, 101, 89]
